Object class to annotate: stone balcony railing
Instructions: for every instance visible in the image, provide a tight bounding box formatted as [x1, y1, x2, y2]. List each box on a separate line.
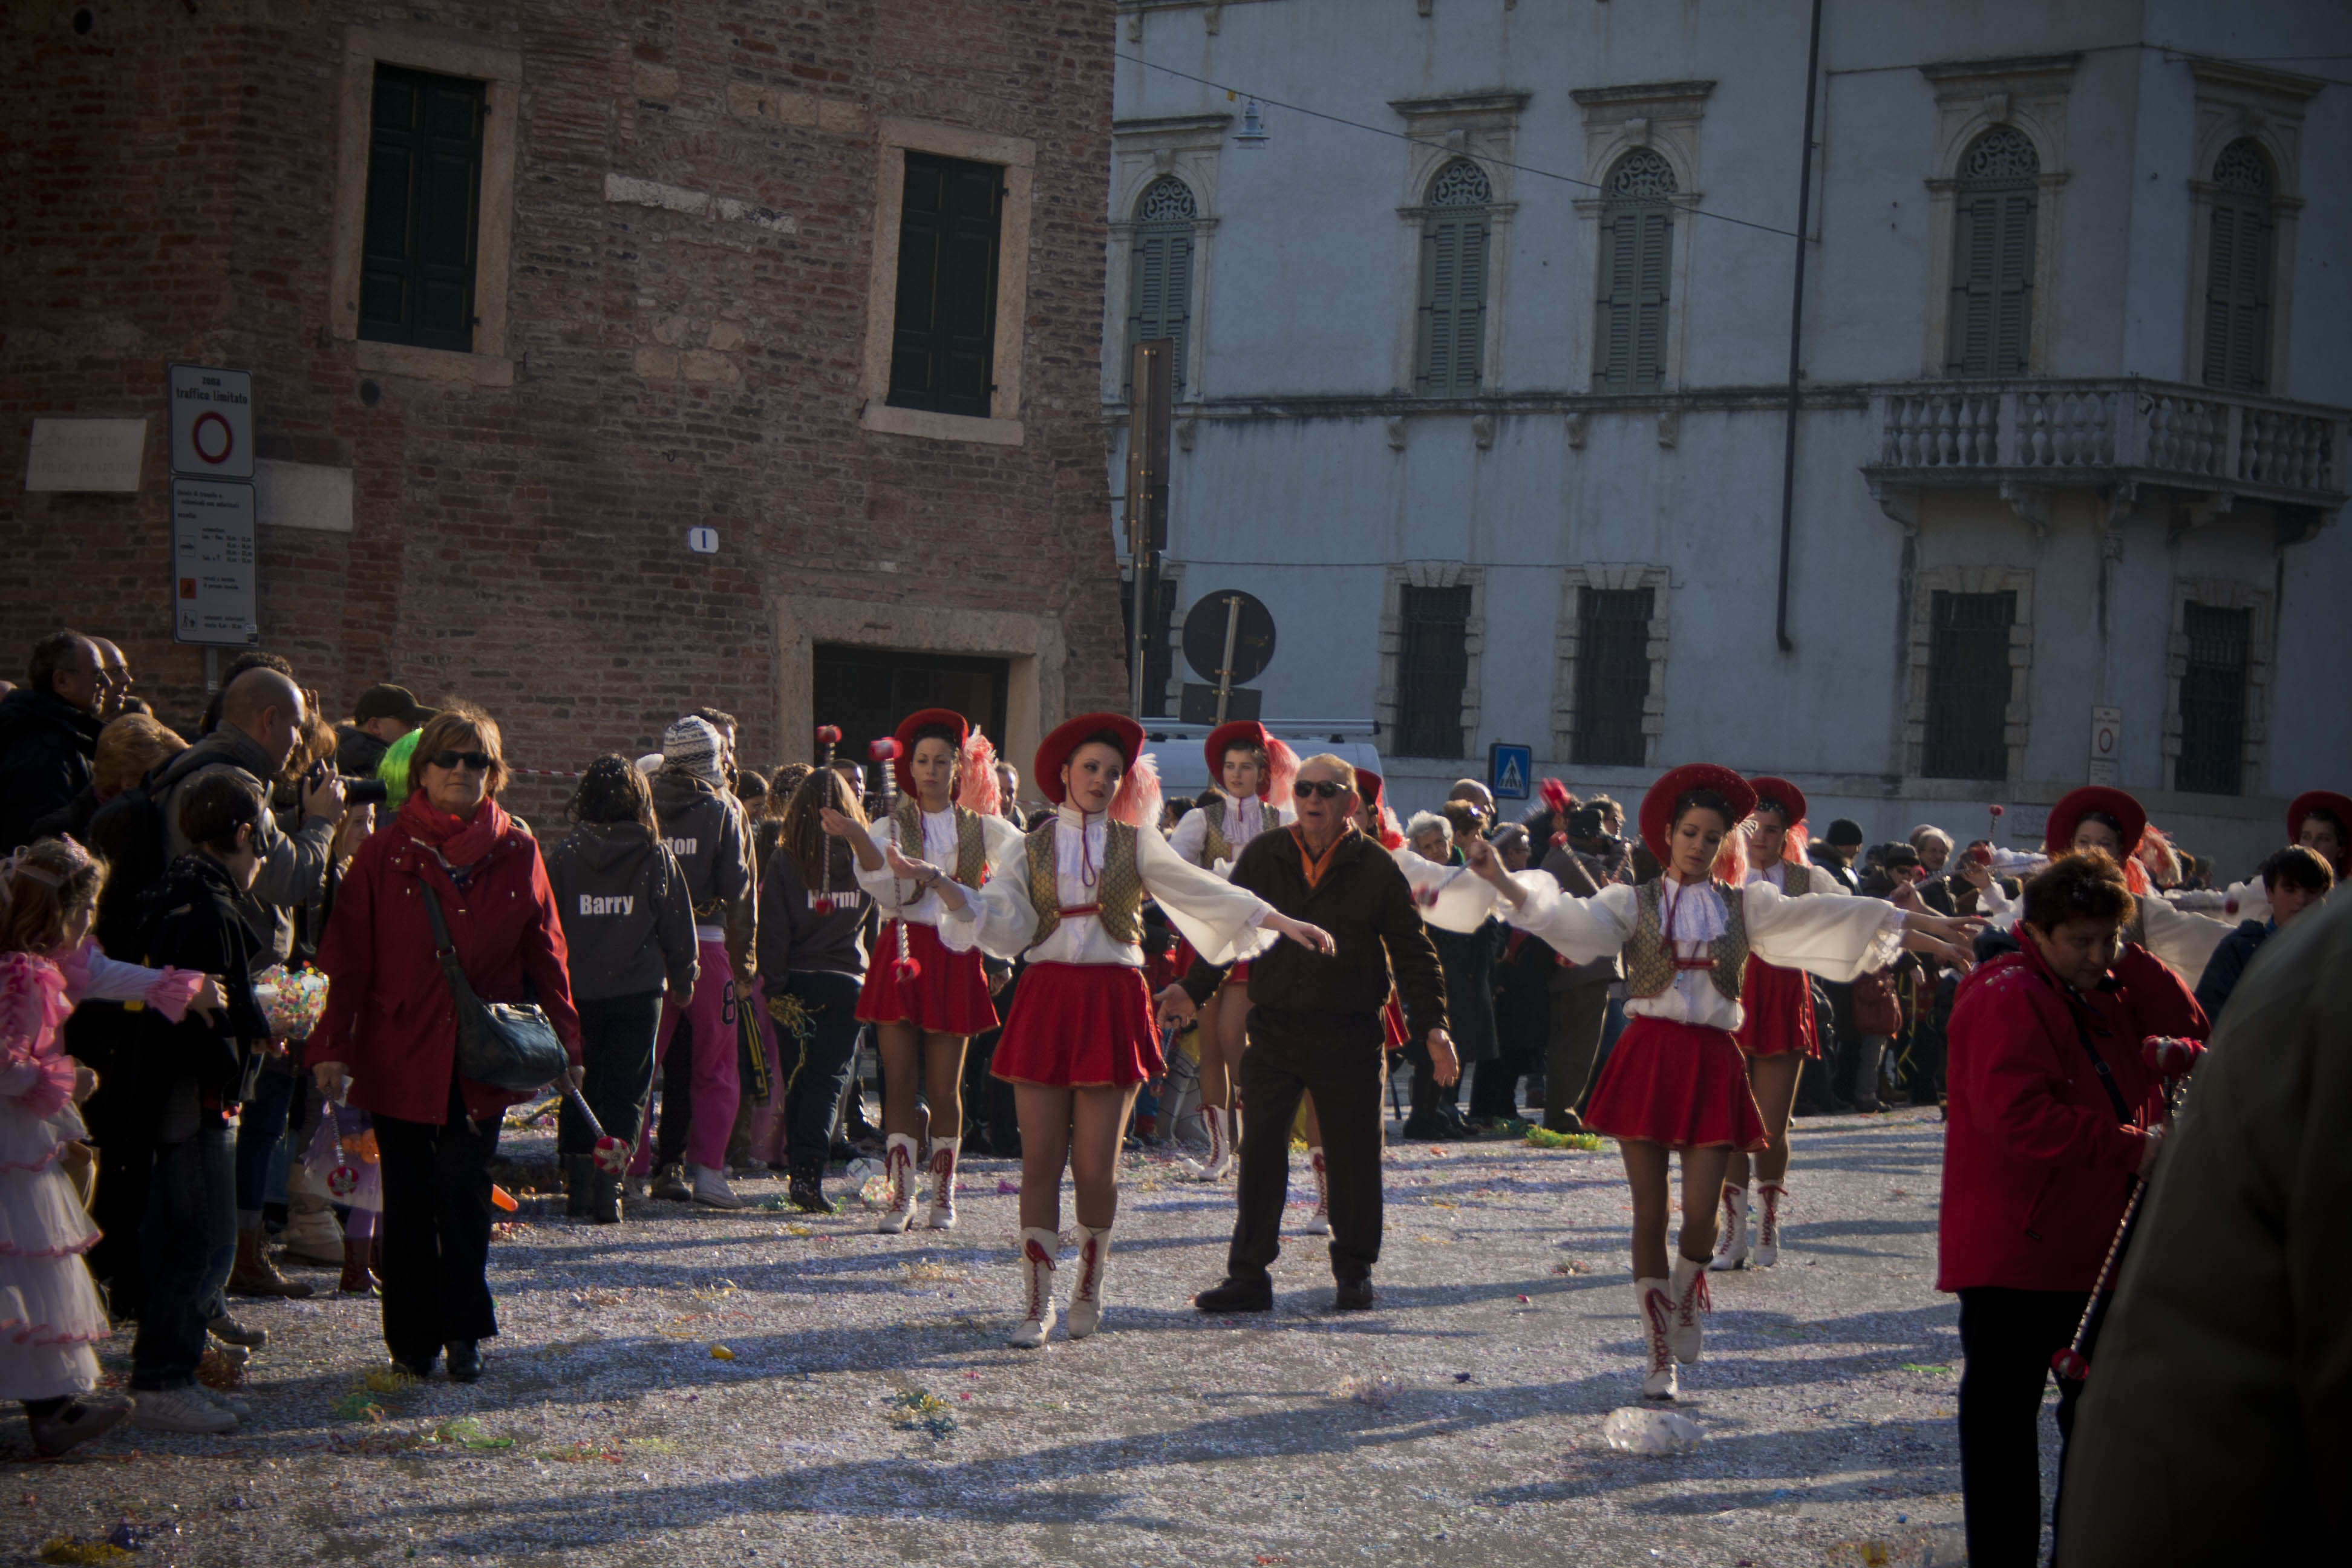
[1864, 378, 2347, 534]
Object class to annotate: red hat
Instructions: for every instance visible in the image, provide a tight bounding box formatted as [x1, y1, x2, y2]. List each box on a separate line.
[1746, 776, 1808, 827]
[2045, 786, 2146, 859]
[1204, 720, 1272, 779]
[891, 708, 970, 797]
[2288, 789, 2352, 874]
[1034, 712, 1146, 806]
[1638, 763, 1758, 866]
[1354, 764, 1383, 810]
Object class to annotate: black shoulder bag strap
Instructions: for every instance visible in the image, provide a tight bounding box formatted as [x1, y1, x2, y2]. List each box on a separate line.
[417, 881, 485, 1014]
[2036, 970, 2132, 1122]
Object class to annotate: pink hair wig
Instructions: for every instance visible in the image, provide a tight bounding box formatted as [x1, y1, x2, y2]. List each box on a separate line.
[956, 729, 1002, 816]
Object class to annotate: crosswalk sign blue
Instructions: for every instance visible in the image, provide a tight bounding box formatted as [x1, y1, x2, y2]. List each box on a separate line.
[1488, 742, 1532, 802]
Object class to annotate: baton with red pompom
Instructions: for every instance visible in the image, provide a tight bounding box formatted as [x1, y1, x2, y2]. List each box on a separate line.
[559, 1080, 633, 1174]
[2051, 1035, 2204, 1382]
[869, 736, 923, 989]
[809, 725, 855, 912]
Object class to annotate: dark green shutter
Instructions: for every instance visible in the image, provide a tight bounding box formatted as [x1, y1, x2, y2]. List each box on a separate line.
[2176, 603, 2250, 795]
[1947, 188, 2036, 377]
[2202, 200, 2271, 392]
[1127, 227, 1192, 398]
[888, 153, 1004, 419]
[1416, 214, 1486, 394]
[1595, 204, 1670, 390]
[359, 65, 485, 353]
[1571, 587, 1655, 766]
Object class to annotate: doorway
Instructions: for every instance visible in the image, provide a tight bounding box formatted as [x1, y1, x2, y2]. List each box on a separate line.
[812, 644, 1011, 795]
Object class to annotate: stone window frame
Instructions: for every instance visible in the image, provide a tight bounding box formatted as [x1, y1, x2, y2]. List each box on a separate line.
[2163, 575, 2273, 798]
[1903, 564, 2034, 784]
[1388, 93, 1527, 396]
[1917, 55, 2077, 379]
[2182, 59, 2319, 394]
[1105, 116, 1229, 407]
[1549, 564, 1670, 766]
[1376, 561, 1486, 761]
[330, 27, 523, 387]
[1568, 81, 1711, 394]
[858, 118, 1037, 448]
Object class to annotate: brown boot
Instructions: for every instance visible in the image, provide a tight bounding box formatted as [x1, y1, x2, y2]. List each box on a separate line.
[338, 1235, 381, 1296]
[229, 1224, 315, 1299]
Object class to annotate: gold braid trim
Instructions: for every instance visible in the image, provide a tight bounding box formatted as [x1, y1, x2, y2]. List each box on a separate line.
[1025, 818, 1143, 947]
[1624, 879, 1750, 1004]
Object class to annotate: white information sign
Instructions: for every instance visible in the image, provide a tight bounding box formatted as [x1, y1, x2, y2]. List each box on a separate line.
[24, 417, 148, 492]
[171, 479, 259, 646]
[168, 364, 254, 479]
[2087, 705, 2123, 786]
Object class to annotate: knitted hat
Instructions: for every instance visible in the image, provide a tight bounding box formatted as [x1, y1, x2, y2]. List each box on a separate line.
[662, 716, 725, 783]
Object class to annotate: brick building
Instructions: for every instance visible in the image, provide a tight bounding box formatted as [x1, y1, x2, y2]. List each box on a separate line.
[2, 0, 1125, 818]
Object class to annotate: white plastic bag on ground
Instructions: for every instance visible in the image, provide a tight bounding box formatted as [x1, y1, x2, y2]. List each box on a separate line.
[1601, 1406, 1703, 1454]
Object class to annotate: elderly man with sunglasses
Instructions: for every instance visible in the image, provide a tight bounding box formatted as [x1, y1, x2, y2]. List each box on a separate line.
[1159, 754, 1460, 1312]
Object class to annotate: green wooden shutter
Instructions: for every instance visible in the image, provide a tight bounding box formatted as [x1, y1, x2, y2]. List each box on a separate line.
[359, 65, 485, 352]
[1594, 206, 1635, 388]
[889, 153, 1004, 419]
[1948, 162, 2036, 377]
[1127, 226, 1192, 397]
[1417, 216, 1478, 394]
[2203, 200, 2272, 392]
[1632, 207, 1670, 389]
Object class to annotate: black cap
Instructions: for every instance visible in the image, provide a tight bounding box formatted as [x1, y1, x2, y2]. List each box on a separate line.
[353, 684, 436, 726]
[1825, 817, 1865, 848]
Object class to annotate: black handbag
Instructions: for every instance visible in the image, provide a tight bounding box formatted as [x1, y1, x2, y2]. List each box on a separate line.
[419, 881, 569, 1093]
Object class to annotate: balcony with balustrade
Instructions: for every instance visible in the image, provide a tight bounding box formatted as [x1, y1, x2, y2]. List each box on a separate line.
[1862, 379, 2348, 543]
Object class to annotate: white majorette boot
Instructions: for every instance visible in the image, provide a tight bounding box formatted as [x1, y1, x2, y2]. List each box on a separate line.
[1667, 1253, 1711, 1365]
[875, 1134, 918, 1234]
[1710, 1183, 1749, 1271]
[1301, 1146, 1331, 1236]
[1064, 1224, 1112, 1341]
[1009, 1228, 1059, 1349]
[1753, 1181, 1788, 1267]
[1636, 1278, 1677, 1400]
[1185, 1106, 1232, 1181]
[924, 1137, 959, 1230]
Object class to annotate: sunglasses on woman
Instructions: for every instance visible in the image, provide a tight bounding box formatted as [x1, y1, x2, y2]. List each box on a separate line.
[428, 750, 494, 773]
[1295, 780, 1351, 800]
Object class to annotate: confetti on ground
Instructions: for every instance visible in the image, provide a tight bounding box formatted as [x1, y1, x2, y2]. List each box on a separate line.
[1332, 1374, 1402, 1409]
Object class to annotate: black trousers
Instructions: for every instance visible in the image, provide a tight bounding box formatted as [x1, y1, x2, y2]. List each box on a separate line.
[654, 1011, 694, 1169]
[561, 990, 662, 1157]
[376, 1078, 503, 1365]
[1229, 1008, 1387, 1285]
[766, 970, 864, 1171]
[1543, 980, 1610, 1129]
[1957, 1285, 2103, 1568]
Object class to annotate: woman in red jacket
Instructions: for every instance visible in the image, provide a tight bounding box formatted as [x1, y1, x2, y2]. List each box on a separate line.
[309, 703, 582, 1384]
[1938, 849, 2202, 1568]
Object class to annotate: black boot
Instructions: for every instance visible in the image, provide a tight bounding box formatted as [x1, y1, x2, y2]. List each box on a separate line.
[590, 1166, 622, 1224]
[788, 1162, 830, 1214]
[563, 1155, 594, 1219]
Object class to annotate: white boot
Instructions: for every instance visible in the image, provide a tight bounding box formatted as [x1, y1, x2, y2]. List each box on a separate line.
[1753, 1181, 1788, 1267]
[875, 1134, 917, 1233]
[924, 1137, 959, 1230]
[1667, 1253, 1710, 1365]
[1709, 1183, 1749, 1272]
[1301, 1147, 1331, 1236]
[1635, 1278, 1677, 1400]
[690, 1164, 744, 1210]
[1064, 1224, 1112, 1340]
[1184, 1106, 1232, 1181]
[1008, 1228, 1059, 1349]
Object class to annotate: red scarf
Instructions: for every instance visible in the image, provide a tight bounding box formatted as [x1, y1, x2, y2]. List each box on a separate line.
[398, 788, 509, 867]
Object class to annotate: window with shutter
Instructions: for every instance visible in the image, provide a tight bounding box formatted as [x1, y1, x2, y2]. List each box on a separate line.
[1945, 128, 2039, 378]
[1922, 590, 2014, 780]
[1571, 587, 1655, 766]
[1416, 161, 1492, 396]
[2176, 602, 2252, 794]
[359, 65, 486, 353]
[1396, 585, 1472, 758]
[1593, 151, 1676, 391]
[1126, 177, 1197, 401]
[2201, 140, 2274, 393]
[888, 152, 1004, 419]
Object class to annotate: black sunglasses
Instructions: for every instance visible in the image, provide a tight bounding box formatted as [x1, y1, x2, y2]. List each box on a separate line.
[1295, 780, 1351, 800]
[428, 750, 494, 773]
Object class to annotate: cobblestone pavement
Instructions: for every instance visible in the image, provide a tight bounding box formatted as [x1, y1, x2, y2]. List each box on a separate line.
[8, 1110, 2007, 1567]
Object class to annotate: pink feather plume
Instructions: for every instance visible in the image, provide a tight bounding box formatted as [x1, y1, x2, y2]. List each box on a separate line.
[1110, 751, 1163, 831]
[1264, 736, 1301, 812]
[957, 729, 1002, 815]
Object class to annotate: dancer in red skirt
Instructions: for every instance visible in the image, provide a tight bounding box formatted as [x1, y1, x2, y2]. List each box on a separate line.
[1166, 721, 1297, 1182]
[822, 709, 1022, 1233]
[1466, 764, 1979, 1399]
[1712, 776, 1849, 1272]
[904, 713, 1332, 1348]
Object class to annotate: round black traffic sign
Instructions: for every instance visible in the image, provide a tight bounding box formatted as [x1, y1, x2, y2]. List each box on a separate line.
[1181, 590, 1276, 687]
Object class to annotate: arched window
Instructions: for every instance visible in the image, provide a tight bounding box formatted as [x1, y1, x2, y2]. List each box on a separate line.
[2203, 139, 2275, 392]
[1126, 175, 1197, 398]
[1415, 159, 1492, 395]
[1946, 127, 2040, 377]
[1593, 149, 1676, 391]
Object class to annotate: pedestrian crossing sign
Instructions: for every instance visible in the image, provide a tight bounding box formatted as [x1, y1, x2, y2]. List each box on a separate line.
[1488, 742, 1532, 801]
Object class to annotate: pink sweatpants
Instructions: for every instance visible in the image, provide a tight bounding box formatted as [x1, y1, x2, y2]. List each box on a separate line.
[630, 938, 740, 1174]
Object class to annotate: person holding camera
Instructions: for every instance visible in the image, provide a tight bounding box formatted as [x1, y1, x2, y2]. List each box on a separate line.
[309, 702, 582, 1383]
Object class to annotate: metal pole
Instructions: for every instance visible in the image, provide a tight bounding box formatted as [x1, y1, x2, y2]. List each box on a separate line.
[1773, 0, 1826, 655]
[1212, 593, 1242, 725]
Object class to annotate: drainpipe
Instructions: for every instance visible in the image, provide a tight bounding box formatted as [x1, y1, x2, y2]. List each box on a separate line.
[1774, 0, 1826, 654]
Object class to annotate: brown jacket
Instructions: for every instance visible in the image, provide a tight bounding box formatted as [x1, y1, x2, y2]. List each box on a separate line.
[1181, 825, 1448, 1044]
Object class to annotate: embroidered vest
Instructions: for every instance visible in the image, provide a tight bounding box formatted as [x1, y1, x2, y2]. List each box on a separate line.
[895, 799, 987, 887]
[1624, 878, 1750, 1004]
[1775, 861, 1813, 899]
[1025, 817, 1143, 946]
[1198, 796, 1231, 867]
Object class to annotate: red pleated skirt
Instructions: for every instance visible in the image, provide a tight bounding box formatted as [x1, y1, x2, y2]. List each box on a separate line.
[855, 920, 999, 1035]
[1169, 938, 1250, 986]
[990, 962, 1163, 1088]
[1584, 1016, 1769, 1151]
[1734, 958, 1818, 1059]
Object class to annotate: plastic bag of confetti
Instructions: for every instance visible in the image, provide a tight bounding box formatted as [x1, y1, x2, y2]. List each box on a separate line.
[1601, 1406, 1702, 1454]
[251, 964, 331, 1040]
[1331, 1374, 1401, 1409]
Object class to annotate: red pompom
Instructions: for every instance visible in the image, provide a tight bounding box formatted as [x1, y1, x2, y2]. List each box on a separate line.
[1538, 777, 1575, 814]
[1970, 844, 1993, 866]
[1988, 804, 2006, 817]
[1550, 831, 1569, 849]
[2141, 1036, 2204, 1078]
[895, 955, 924, 984]
[816, 725, 842, 745]
[592, 1136, 630, 1174]
[2050, 1348, 2089, 1382]
[869, 737, 901, 762]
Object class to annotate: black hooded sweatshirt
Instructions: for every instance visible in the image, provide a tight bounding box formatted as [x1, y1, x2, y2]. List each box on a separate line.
[543, 820, 700, 1002]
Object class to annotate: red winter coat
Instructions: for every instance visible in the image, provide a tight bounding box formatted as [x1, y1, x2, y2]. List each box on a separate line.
[1937, 936, 2204, 1293]
[309, 793, 582, 1124]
